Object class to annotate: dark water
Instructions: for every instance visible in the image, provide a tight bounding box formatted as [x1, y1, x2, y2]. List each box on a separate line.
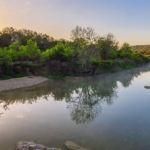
[1, 65, 150, 150]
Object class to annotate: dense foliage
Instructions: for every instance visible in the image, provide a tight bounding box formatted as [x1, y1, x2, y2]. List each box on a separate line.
[0, 26, 149, 78]
[132, 45, 150, 58]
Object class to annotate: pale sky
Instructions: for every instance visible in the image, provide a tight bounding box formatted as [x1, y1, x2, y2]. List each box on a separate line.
[0, 0, 150, 45]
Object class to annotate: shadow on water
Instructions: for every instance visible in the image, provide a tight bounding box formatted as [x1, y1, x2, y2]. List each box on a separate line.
[0, 64, 150, 124]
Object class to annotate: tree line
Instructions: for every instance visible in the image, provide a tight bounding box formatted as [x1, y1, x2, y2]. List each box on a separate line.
[0, 26, 149, 78]
[132, 45, 150, 58]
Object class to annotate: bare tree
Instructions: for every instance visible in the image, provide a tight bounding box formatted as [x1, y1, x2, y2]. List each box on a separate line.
[70, 26, 99, 44]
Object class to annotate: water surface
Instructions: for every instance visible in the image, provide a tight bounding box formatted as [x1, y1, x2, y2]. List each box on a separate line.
[1, 65, 150, 150]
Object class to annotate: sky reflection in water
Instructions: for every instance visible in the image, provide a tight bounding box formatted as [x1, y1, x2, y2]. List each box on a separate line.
[0, 64, 150, 150]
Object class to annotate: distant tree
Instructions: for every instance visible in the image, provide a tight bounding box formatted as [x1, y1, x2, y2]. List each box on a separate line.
[2, 27, 16, 34]
[70, 26, 99, 45]
[0, 27, 56, 51]
[120, 43, 132, 52]
[36, 34, 56, 51]
[0, 33, 11, 47]
[0, 27, 17, 46]
[118, 43, 133, 59]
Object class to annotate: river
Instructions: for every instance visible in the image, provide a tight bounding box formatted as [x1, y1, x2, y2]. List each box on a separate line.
[0, 64, 150, 150]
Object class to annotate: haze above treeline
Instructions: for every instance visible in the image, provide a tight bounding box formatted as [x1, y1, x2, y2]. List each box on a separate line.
[1, 0, 150, 45]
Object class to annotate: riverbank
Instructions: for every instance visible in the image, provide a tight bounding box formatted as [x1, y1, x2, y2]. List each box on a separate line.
[0, 76, 48, 92]
[0, 62, 148, 92]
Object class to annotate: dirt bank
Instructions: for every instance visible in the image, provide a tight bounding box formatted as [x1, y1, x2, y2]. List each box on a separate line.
[0, 76, 49, 92]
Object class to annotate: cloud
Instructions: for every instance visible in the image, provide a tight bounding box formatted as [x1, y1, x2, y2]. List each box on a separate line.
[16, 115, 24, 119]
[27, 1, 31, 5]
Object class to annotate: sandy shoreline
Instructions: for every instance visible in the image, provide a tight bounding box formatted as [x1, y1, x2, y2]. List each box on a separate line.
[0, 76, 49, 92]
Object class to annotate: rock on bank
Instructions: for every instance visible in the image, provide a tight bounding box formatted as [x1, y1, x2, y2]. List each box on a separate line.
[16, 141, 61, 150]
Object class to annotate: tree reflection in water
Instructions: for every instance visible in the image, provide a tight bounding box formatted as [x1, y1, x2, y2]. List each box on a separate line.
[66, 87, 103, 124]
[66, 80, 118, 124]
[0, 65, 150, 123]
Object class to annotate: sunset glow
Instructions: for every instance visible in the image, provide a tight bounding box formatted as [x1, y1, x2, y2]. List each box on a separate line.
[0, 0, 150, 45]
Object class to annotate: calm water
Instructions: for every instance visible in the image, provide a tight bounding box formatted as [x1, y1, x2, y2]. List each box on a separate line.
[1, 65, 150, 150]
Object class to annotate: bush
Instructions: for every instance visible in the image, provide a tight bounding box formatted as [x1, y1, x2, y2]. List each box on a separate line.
[90, 58, 114, 67]
[19, 39, 41, 61]
[118, 50, 132, 58]
[108, 49, 118, 59]
[0, 48, 12, 65]
[90, 58, 102, 66]
[42, 42, 75, 62]
[139, 54, 150, 62]
[130, 54, 144, 63]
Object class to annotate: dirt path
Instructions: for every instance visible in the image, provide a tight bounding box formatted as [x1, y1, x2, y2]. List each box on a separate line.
[0, 76, 49, 92]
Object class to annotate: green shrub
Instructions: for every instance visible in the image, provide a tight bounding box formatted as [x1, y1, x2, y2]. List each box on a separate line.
[42, 42, 75, 62]
[90, 58, 102, 66]
[90, 58, 114, 67]
[19, 39, 41, 61]
[108, 49, 118, 59]
[139, 54, 150, 62]
[8, 49, 19, 61]
[130, 53, 144, 63]
[0, 48, 12, 64]
[118, 50, 132, 58]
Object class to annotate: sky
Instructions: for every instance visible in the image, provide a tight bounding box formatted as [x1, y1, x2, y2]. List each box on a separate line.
[0, 0, 150, 45]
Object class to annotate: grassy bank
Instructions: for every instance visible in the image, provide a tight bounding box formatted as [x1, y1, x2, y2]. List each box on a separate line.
[0, 58, 149, 79]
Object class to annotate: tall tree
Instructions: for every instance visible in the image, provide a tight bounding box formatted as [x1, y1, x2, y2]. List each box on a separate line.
[70, 26, 99, 44]
[96, 33, 118, 60]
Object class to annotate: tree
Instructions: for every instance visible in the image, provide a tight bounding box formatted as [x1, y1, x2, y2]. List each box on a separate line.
[19, 39, 41, 61]
[70, 26, 99, 44]
[0, 33, 11, 47]
[96, 33, 118, 60]
[0, 27, 56, 51]
[42, 41, 75, 62]
[120, 43, 132, 52]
